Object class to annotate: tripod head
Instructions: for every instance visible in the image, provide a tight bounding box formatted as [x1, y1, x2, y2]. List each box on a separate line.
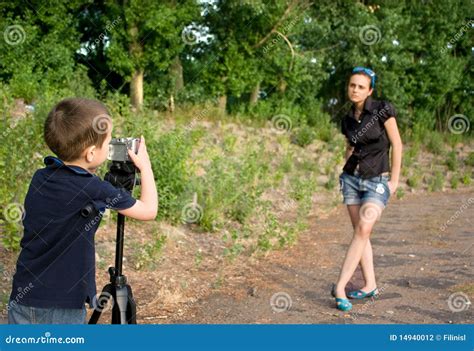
[104, 161, 139, 192]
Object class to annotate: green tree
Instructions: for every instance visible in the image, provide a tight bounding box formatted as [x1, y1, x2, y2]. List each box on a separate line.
[96, 0, 200, 109]
[0, 0, 94, 101]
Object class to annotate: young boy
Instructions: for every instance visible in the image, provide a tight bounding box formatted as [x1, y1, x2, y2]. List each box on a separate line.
[8, 98, 158, 324]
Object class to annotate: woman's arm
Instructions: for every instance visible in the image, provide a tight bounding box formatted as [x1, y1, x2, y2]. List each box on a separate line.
[384, 118, 403, 194]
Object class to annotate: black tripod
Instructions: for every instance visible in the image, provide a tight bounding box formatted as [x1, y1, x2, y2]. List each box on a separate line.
[89, 162, 139, 324]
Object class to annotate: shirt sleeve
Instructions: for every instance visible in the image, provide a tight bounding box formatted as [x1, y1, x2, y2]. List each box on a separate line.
[340, 118, 347, 136]
[379, 101, 397, 124]
[92, 178, 137, 213]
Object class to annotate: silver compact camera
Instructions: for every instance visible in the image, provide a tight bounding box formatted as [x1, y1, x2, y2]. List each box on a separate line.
[108, 137, 140, 163]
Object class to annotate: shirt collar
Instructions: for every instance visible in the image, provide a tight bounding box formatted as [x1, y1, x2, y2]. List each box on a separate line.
[363, 96, 374, 112]
[348, 96, 375, 119]
[44, 156, 92, 176]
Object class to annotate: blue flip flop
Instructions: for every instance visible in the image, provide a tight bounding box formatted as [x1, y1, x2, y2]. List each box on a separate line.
[331, 284, 353, 311]
[348, 288, 378, 300]
[335, 297, 352, 311]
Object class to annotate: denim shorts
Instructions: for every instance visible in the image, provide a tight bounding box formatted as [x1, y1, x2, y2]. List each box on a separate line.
[339, 171, 391, 207]
[8, 301, 87, 324]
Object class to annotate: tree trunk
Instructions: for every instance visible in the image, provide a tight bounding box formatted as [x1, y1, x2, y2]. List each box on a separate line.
[218, 95, 227, 114]
[168, 56, 184, 113]
[128, 23, 143, 110]
[278, 79, 287, 94]
[170, 56, 184, 92]
[130, 68, 144, 110]
[249, 81, 260, 105]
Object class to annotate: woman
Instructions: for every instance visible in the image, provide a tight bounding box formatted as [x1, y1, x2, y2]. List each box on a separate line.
[333, 67, 402, 311]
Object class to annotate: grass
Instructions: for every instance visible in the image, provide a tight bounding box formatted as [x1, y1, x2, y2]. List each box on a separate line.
[445, 151, 458, 171]
[131, 229, 167, 270]
[428, 171, 445, 192]
[1, 93, 472, 255]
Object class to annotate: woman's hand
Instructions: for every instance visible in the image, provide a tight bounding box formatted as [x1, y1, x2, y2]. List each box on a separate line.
[387, 180, 398, 195]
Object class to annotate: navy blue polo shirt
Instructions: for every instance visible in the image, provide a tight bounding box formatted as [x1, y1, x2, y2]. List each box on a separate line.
[10, 156, 136, 309]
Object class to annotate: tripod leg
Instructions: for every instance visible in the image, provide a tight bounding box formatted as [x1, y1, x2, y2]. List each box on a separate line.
[126, 285, 137, 324]
[88, 284, 115, 324]
[115, 285, 129, 324]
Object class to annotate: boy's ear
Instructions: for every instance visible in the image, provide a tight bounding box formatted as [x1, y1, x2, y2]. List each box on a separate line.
[85, 145, 96, 163]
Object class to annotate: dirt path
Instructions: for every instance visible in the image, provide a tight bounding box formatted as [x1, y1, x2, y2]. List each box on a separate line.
[172, 189, 473, 324]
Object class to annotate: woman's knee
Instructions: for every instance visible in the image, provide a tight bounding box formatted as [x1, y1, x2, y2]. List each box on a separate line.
[355, 224, 372, 238]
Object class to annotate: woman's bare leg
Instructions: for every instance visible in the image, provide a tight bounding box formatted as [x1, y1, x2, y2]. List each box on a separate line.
[346, 205, 377, 292]
[335, 204, 380, 298]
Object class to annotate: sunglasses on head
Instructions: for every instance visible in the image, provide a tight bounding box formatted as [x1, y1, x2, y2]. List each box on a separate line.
[352, 66, 376, 88]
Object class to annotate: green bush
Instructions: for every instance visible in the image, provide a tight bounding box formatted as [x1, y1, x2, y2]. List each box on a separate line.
[426, 132, 445, 155]
[466, 152, 474, 168]
[148, 129, 197, 222]
[291, 125, 316, 148]
[445, 151, 458, 171]
[0, 93, 51, 250]
[428, 171, 445, 192]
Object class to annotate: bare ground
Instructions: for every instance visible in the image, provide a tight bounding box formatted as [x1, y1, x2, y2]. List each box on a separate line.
[166, 189, 473, 324]
[1, 189, 472, 324]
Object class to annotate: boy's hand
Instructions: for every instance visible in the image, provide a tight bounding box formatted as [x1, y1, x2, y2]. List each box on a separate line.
[127, 136, 152, 172]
